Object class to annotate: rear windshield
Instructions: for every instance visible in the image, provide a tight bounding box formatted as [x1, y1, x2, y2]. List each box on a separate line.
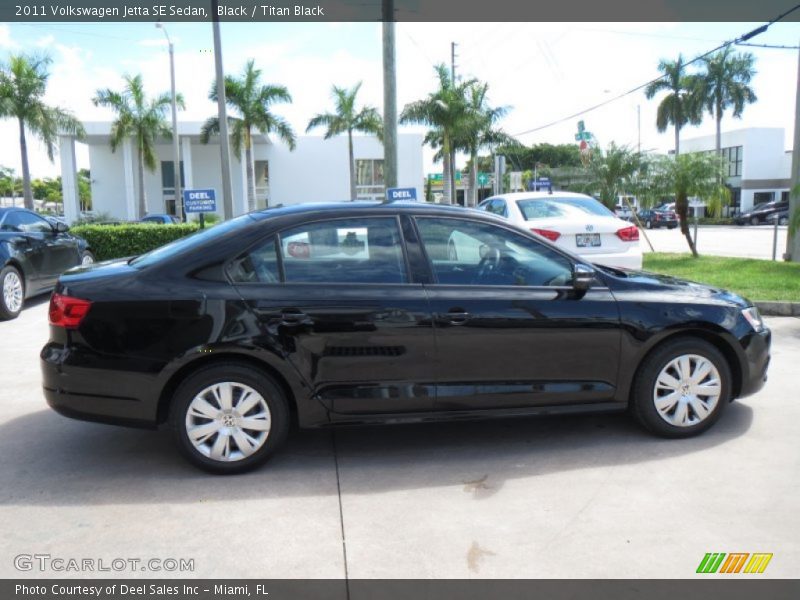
[516, 197, 615, 220]
[129, 215, 253, 268]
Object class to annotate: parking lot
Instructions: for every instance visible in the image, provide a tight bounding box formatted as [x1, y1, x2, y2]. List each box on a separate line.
[1, 298, 798, 579]
[643, 224, 788, 260]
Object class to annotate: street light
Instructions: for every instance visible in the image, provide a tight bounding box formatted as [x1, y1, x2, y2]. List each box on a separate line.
[155, 22, 182, 221]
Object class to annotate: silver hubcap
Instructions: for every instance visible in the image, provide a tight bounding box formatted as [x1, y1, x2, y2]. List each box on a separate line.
[3, 272, 23, 313]
[653, 354, 722, 427]
[185, 382, 271, 462]
[81, 254, 94, 266]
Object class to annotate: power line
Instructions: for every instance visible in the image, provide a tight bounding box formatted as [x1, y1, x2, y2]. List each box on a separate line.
[737, 42, 800, 50]
[511, 3, 800, 138]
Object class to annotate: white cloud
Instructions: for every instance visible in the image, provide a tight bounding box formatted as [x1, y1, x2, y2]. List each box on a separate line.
[35, 34, 55, 48]
[0, 24, 17, 49]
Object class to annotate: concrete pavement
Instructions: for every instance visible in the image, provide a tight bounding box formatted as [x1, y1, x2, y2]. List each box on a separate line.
[1, 299, 798, 579]
[642, 224, 788, 260]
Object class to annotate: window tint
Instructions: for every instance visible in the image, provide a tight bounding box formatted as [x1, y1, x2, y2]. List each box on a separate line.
[1, 211, 53, 233]
[280, 218, 407, 284]
[480, 198, 507, 217]
[229, 238, 279, 284]
[416, 217, 573, 287]
[517, 197, 614, 219]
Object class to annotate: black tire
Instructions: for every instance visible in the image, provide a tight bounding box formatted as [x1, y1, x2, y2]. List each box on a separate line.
[80, 250, 95, 266]
[631, 337, 731, 438]
[778, 216, 788, 226]
[0, 265, 24, 320]
[750, 216, 760, 226]
[645, 220, 653, 229]
[168, 363, 291, 474]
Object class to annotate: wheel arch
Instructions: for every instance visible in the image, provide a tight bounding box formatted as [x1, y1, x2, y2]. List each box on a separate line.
[626, 328, 744, 407]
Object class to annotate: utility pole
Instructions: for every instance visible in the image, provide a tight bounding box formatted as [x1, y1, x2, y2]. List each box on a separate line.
[450, 41, 458, 204]
[211, 0, 234, 219]
[787, 40, 800, 262]
[155, 23, 182, 221]
[382, 0, 398, 190]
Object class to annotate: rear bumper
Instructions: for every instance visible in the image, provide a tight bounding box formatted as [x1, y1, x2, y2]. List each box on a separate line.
[585, 248, 643, 270]
[41, 343, 158, 428]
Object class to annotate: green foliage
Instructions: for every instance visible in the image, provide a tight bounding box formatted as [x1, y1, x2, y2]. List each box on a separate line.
[497, 143, 582, 170]
[581, 143, 645, 208]
[71, 223, 199, 261]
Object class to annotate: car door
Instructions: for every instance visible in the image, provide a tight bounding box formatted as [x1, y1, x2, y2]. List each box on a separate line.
[0, 211, 53, 293]
[414, 215, 622, 411]
[230, 215, 436, 416]
[15, 211, 80, 283]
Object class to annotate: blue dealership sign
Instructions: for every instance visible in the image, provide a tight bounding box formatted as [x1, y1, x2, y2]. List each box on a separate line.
[386, 187, 417, 201]
[183, 189, 217, 213]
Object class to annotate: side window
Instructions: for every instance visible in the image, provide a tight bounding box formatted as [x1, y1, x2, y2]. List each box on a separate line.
[280, 218, 408, 284]
[2, 211, 52, 234]
[229, 237, 280, 284]
[416, 217, 574, 287]
[494, 200, 508, 217]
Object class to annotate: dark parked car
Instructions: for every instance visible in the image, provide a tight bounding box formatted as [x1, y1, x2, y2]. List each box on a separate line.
[767, 209, 789, 226]
[734, 200, 789, 226]
[636, 208, 678, 229]
[1, 208, 94, 320]
[141, 213, 181, 224]
[41, 202, 771, 473]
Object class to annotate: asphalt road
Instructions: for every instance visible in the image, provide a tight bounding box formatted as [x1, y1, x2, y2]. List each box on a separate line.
[642, 224, 789, 260]
[1, 298, 798, 579]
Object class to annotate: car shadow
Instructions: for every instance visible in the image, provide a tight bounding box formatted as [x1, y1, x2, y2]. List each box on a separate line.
[0, 403, 753, 506]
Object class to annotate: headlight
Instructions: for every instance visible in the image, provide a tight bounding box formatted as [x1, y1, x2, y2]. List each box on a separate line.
[742, 307, 765, 332]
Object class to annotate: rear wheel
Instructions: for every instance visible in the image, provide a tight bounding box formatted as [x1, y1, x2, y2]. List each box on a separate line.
[631, 338, 731, 438]
[0, 265, 24, 320]
[778, 216, 788, 226]
[169, 363, 290, 474]
[80, 250, 95, 266]
[645, 220, 653, 229]
[750, 216, 760, 226]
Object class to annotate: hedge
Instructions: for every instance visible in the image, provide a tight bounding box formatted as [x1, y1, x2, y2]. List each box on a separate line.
[70, 223, 201, 261]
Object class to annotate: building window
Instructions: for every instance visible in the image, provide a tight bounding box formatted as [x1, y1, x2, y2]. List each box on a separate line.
[781, 191, 790, 203]
[719, 146, 742, 177]
[355, 159, 385, 200]
[753, 192, 775, 206]
[161, 161, 186, 215]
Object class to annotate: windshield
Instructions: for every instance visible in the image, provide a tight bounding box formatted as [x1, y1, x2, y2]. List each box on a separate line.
[516, 197, 615, 220]
[129, 215, 253, 268]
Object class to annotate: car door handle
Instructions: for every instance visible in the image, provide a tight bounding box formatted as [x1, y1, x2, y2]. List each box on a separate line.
[440, 310, 471, 325]
[279, 309, 310, 326]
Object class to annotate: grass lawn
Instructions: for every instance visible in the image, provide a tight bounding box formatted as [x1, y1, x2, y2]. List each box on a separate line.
[642, 253, 800, 302]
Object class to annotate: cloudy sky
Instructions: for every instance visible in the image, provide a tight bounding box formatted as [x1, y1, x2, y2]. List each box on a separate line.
[0, 20, 797, 179]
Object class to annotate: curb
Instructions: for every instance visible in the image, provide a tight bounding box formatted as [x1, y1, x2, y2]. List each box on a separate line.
[754, 301, 800, 317]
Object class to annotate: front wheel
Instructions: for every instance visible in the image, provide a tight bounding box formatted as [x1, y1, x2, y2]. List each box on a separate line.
[750, 216, 760, 226]
[778, 216, 788, 226]
[169, 363, 290, 474]
[631, 338, 731, 438]
[645, 220, 653, 229]
[80, 250, 95, 266]
[0, 265, 24, 320]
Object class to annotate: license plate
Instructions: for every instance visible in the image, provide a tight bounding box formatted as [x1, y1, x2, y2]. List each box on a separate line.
[576, 233, 601, 247]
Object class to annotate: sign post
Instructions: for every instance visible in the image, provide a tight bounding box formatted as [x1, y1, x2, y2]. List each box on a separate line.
[182, 189, 217, 229]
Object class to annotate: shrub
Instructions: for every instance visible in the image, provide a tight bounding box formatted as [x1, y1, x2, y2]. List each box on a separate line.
[71, 223, 200, 261]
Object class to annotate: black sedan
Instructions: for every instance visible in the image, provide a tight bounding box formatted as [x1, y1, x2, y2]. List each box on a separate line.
[1, 208, 94, 320]
[41, 202, 771, 473]
[637, 208, 678, 229]
[734, 200, 789, 226]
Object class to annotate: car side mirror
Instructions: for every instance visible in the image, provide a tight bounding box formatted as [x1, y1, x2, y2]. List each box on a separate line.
[54, 221, 69, 233]
[573, 264, 596, 291]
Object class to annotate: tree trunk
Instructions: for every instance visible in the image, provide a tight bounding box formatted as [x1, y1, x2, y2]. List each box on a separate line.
[450, 148, 458, 206]
[245, 127, 256, 212]
[137, 146, 147, 219]
[18, 118, 34, 210]
[715, 102, 722, 156]
[348, 130, 356, 201]
[674, 123, 680, 156]
[442, 137, 452, 204]
[469, 151, 478, 207]
[676, 191, 698, 257]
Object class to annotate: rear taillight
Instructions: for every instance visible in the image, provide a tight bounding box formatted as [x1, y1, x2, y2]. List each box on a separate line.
[531, 228, 561, 242]
[49, 293, 92, 329]
[616, 225, 640, 242]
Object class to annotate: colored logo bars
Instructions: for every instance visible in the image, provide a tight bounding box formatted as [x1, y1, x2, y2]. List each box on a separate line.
[696, 552, 773, 574]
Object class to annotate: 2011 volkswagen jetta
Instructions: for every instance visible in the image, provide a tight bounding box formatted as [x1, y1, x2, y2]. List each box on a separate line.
[41, 202, 771, 474]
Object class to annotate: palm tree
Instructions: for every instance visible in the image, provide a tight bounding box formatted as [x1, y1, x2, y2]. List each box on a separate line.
[400, 64, 473, 204]
[644, 55, 702, 155]
[695, 47, 757, 157]
[201, 59, 295, 212]
[460, 82, 510, 207]
[646, 152, 730, 256]
[582, 143, 645, 209]
[93, 74, 183, 218]
[0, 53, 85, 210]
[306, 82, 383, 201]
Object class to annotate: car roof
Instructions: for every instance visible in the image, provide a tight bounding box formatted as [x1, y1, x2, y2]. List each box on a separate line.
[487, 191, 596, 202]
[251, 200, 485, 220]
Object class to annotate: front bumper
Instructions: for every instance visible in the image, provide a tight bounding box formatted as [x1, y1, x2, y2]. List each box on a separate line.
[738, 327, 771, 399]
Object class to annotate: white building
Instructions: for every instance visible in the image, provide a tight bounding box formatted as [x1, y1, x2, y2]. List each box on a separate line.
[681, 127, 792, 214]
[56, 122, 424, 222]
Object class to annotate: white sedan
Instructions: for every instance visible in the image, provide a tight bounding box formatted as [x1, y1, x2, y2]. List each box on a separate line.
[476, 192, 643, 270]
